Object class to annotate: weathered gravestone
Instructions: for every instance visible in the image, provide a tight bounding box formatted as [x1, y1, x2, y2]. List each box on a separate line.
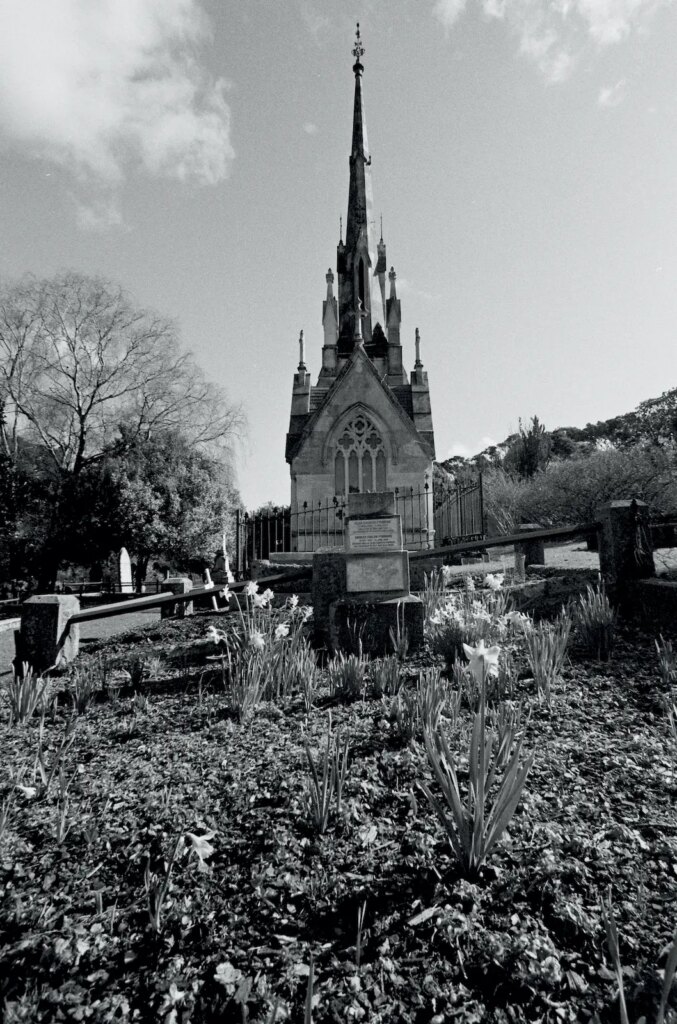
[312, 491, 424, 655]
[118, 548, 133, 594]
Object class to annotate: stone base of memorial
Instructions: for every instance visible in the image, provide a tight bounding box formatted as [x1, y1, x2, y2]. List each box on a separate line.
[312, 489, 425, 656]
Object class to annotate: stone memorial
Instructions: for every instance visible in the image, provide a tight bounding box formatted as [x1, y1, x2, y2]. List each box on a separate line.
[118, 547, 133, 594]
[312, 491, 424, 655]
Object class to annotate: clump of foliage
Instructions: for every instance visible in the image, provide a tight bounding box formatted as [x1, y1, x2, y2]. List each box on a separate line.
[327, 652, 368, 702]
[304, 717, 351, 834]
[522, 612, 571, 702]
[571, 581, 616, 661]
[369, 656, 403, 698]
[418, 641, 535, 878]
[2, 664, 50, 726]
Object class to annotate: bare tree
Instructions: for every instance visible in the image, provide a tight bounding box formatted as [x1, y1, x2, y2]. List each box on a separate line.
[0, 271, 244, 587]
[0, 271, 243, 476]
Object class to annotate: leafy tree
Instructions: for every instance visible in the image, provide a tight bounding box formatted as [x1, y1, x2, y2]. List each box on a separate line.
[504, 416, 552, 480]
[107, 429, 239, 589]
[0, 272, 244, 585]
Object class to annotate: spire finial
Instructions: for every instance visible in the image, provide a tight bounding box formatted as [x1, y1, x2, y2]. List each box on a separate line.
[352, 22, 365, 69]
[298, 329, 306, 371]
[353, 300, 366, 345]
[414, 327, 423, 369]
[380, 213, 383, 241]
[339, 215, 343, 243]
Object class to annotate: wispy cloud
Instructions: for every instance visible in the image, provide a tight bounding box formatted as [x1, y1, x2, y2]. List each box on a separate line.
[433, 0, 671, 81]
[395, 277, 440, 303]
[73, 194, 125, 233]
[447, 435, 499, 459]
[0, 0, 233, 227]
[597, 78, 626, 106]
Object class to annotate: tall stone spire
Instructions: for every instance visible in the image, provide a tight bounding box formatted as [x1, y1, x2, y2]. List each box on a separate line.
[337, 23, 376, 352]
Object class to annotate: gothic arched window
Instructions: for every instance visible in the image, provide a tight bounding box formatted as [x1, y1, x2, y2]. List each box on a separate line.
[334, 413, 387, 495]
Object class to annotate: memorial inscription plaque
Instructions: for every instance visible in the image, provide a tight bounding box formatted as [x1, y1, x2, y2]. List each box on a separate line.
[347, 517, 402, 552]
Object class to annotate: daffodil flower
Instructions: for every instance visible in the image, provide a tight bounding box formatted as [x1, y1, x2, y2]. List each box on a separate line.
[275, 622, 290, 640]
[252, 594, 267, 608]
[249, 630, 265, 651]
[462, 639, 501, 684]
[207, 625, 225, 644]
[484, 573, 504, 591]
[288, 594, 299, 609]
[220, 586, 231, 602]
[245, 581, 259, 597]
[261, 588, 274, 605]
[185, 830, 216, 869]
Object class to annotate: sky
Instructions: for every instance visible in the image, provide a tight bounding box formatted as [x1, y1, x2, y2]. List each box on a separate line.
[1, 0, 676, 508]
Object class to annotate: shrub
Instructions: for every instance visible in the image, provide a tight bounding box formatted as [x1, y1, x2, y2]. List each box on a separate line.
[483, 446, 677, 533]
[572, 582, 616, 660]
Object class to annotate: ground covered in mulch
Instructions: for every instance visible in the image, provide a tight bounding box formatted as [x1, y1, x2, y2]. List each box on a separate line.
[1, 600, 677, 1023]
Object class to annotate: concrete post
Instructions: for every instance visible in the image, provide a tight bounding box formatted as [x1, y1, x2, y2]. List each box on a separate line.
[19, 595, 80, 673]
[160, 577, 194, 618]
[597, 500, 655, 585]
[515, 524, 546, 567]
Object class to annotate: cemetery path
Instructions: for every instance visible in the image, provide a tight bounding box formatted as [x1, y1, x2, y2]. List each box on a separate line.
[0, 610, 160, 675]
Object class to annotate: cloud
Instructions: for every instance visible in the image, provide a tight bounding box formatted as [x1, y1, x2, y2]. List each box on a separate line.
[433, 0, 671, 81]
[0, 0, 233, 225]
[447, 435, 499, 459]
[597, 78, 626, 106]
[394, 277, 440, 303]
[303, 122, 319, 135]
[73, 194, 124, 232]
[433, 0, 469, 28]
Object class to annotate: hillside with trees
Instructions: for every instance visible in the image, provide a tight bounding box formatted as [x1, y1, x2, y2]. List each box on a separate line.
[438, 390, 677, 535]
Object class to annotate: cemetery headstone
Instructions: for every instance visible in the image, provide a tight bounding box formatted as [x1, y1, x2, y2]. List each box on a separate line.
[118, 548, 133, 594]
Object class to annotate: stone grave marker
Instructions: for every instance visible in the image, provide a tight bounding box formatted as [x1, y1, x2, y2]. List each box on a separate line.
[118, 548, 133, 594]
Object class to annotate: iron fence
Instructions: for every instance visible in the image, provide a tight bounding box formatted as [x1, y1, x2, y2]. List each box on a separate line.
[235, 476, 484, 575]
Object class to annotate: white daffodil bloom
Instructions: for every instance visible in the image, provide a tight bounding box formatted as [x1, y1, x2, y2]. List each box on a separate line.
[275, 622, 290, 640]
[15, 784, 37, 799]
[288, 594, 299, 609]
[245, 581, 259, 597]
[249, 630, 265, 651]
[462, 639, 501, 684]
[185, 830, 216, 869]
[484, 573, 504, 591]
[252, 593, 267, 608]
[261, 588, 274, 605]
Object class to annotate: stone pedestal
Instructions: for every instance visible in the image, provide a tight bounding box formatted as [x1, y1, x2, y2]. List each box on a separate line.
[515, 524, 545, 567]
[160, 577, 194, 618]
[20, 595, 80, 673]
[312, 491, 424, 655]
[598, 500, 655, 586]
